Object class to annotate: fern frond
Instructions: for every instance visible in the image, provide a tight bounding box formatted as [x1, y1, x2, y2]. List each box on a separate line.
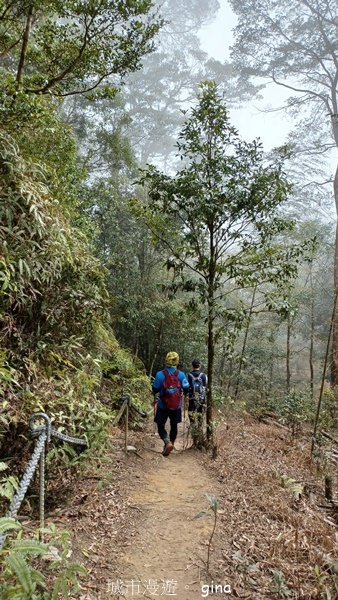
[11, 539, 49, 556]
[0, 517, 21, 534]
[6, 553, 34, 595]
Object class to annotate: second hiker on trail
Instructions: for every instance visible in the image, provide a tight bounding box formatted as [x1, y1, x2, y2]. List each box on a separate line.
[152, 352, 189, 456]
[188, 359, 207, 448]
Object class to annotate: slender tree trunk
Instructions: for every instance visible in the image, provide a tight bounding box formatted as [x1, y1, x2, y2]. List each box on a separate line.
[205, 126, 216, 447]
[148, 319, 164, 376]
[309, 263, 315, 400]
[268, 361, 274, 397]
[134, 333, 139, 359]
[234, 284, 257, 398]
[16, 4, 34, 86]
[206, 227, 215, 446]
[331, 164, 338, 386]
[286, 313, 291, 393]
[206, 302, 214, 445]
[227, 356, 233, 394]
[267, 327, 276, 398]
[218, 339, 227, 390]
[330, 104, 338, 385]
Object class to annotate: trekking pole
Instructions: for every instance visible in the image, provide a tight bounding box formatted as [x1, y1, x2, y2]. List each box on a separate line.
[125, 399, 129, 454]
[183, 398, 190, 450]
[153, 395, 158, 433]
[182, 395, 187, 450]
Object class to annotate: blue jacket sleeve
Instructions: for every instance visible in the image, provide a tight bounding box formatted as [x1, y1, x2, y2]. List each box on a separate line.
[179, 371, 189, 393]
[152, 370, 164, 394]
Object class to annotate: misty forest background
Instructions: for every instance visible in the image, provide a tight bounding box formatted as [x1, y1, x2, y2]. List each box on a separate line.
[1, 0, 338, 456]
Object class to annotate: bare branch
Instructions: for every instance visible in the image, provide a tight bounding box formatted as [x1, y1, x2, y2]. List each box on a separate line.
[271, 70, 331, 112]
[0, 0, 19, 21]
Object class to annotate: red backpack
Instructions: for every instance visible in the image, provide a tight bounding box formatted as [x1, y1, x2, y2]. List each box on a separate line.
[161, 369, 182, 410]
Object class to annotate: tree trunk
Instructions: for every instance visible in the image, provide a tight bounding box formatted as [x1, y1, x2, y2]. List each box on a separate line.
[309, 263, 315, 400]
[227, 356, 233, 394]
[206, 225, 215, 446]
[16, 4, 34, 86]
[331, 164, 338, 386]
[234, 284, 257, 398]
[148, 319, 164, 376]
[218, 339, 227, 390]
[134, 334, 139, 359]
[286, 313, 291, 393]
[312, 287, 338, 453]
[267, 327, 276, 398]
[330, 102, 338, 385]
[206, 303, 214, 445]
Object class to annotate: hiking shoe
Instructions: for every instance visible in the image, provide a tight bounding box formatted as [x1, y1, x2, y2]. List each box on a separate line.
[162, 441, 174, 456]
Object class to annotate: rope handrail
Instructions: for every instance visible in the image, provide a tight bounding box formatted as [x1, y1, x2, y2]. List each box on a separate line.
[0, 412, 87, 549]
[0, 396, 148, 548]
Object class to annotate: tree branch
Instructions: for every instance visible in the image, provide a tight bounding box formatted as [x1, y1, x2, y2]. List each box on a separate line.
[271, 70, 331, 113]
[0, 37, 21, 60]
[300, 0, 338, 71]
[16, 3, 33, 86]
[33, 13, 94, 94]
[0, 0, 19, 21]
[143, 218, 206, 282]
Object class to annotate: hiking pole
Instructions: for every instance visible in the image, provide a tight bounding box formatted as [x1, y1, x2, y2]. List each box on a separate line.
[182, 395, 187, 450]
[153, 395, 158, 434]
[182, 401, 186, 449]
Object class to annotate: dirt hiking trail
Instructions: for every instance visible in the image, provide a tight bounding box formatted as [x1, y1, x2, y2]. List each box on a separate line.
[118, 436, 222, 600]
[48, 418, 338, 600]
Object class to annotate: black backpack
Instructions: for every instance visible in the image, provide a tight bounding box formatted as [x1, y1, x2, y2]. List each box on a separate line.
[190, 372, 206, 406]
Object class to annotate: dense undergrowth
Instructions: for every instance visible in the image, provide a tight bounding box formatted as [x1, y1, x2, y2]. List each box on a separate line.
[0, 125, 149, 596]
[0, 129, 150, 475]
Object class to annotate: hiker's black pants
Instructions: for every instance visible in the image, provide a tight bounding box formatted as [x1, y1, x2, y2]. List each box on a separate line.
[154, 406, 182, 443]
[188, 398, 205, 447]
[188, 398, 204, 421]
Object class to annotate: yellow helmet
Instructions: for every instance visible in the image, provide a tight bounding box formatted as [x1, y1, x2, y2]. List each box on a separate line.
[165, 351, 179, 366]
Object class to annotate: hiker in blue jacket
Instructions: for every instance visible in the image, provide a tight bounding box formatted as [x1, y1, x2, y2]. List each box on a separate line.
[152, 351, 189, 456]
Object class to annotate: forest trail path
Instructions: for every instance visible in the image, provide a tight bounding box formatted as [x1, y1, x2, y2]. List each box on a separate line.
[68, 420, 226, 600]
[116, 429, 222, 600]
[63, 418, 337, 600]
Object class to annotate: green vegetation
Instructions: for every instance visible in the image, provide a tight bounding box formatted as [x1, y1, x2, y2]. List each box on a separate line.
[0, 1, 159, 467]
[0, 129, 150, 457]
[0, 1, 337, 594]
[138, 81, 311, 442]
[0, 517, 86, 599]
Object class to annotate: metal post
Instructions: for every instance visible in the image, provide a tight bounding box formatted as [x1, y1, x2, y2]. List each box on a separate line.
[39, 441, 45, 539]
[30, 413, 50, 541]
[125, 401, 129, 453]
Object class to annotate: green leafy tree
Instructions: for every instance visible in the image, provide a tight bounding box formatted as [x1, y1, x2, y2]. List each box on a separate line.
[0, 0, 162, 98]
[0, 0, 162, 474]
[139, 81, 306, 443]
